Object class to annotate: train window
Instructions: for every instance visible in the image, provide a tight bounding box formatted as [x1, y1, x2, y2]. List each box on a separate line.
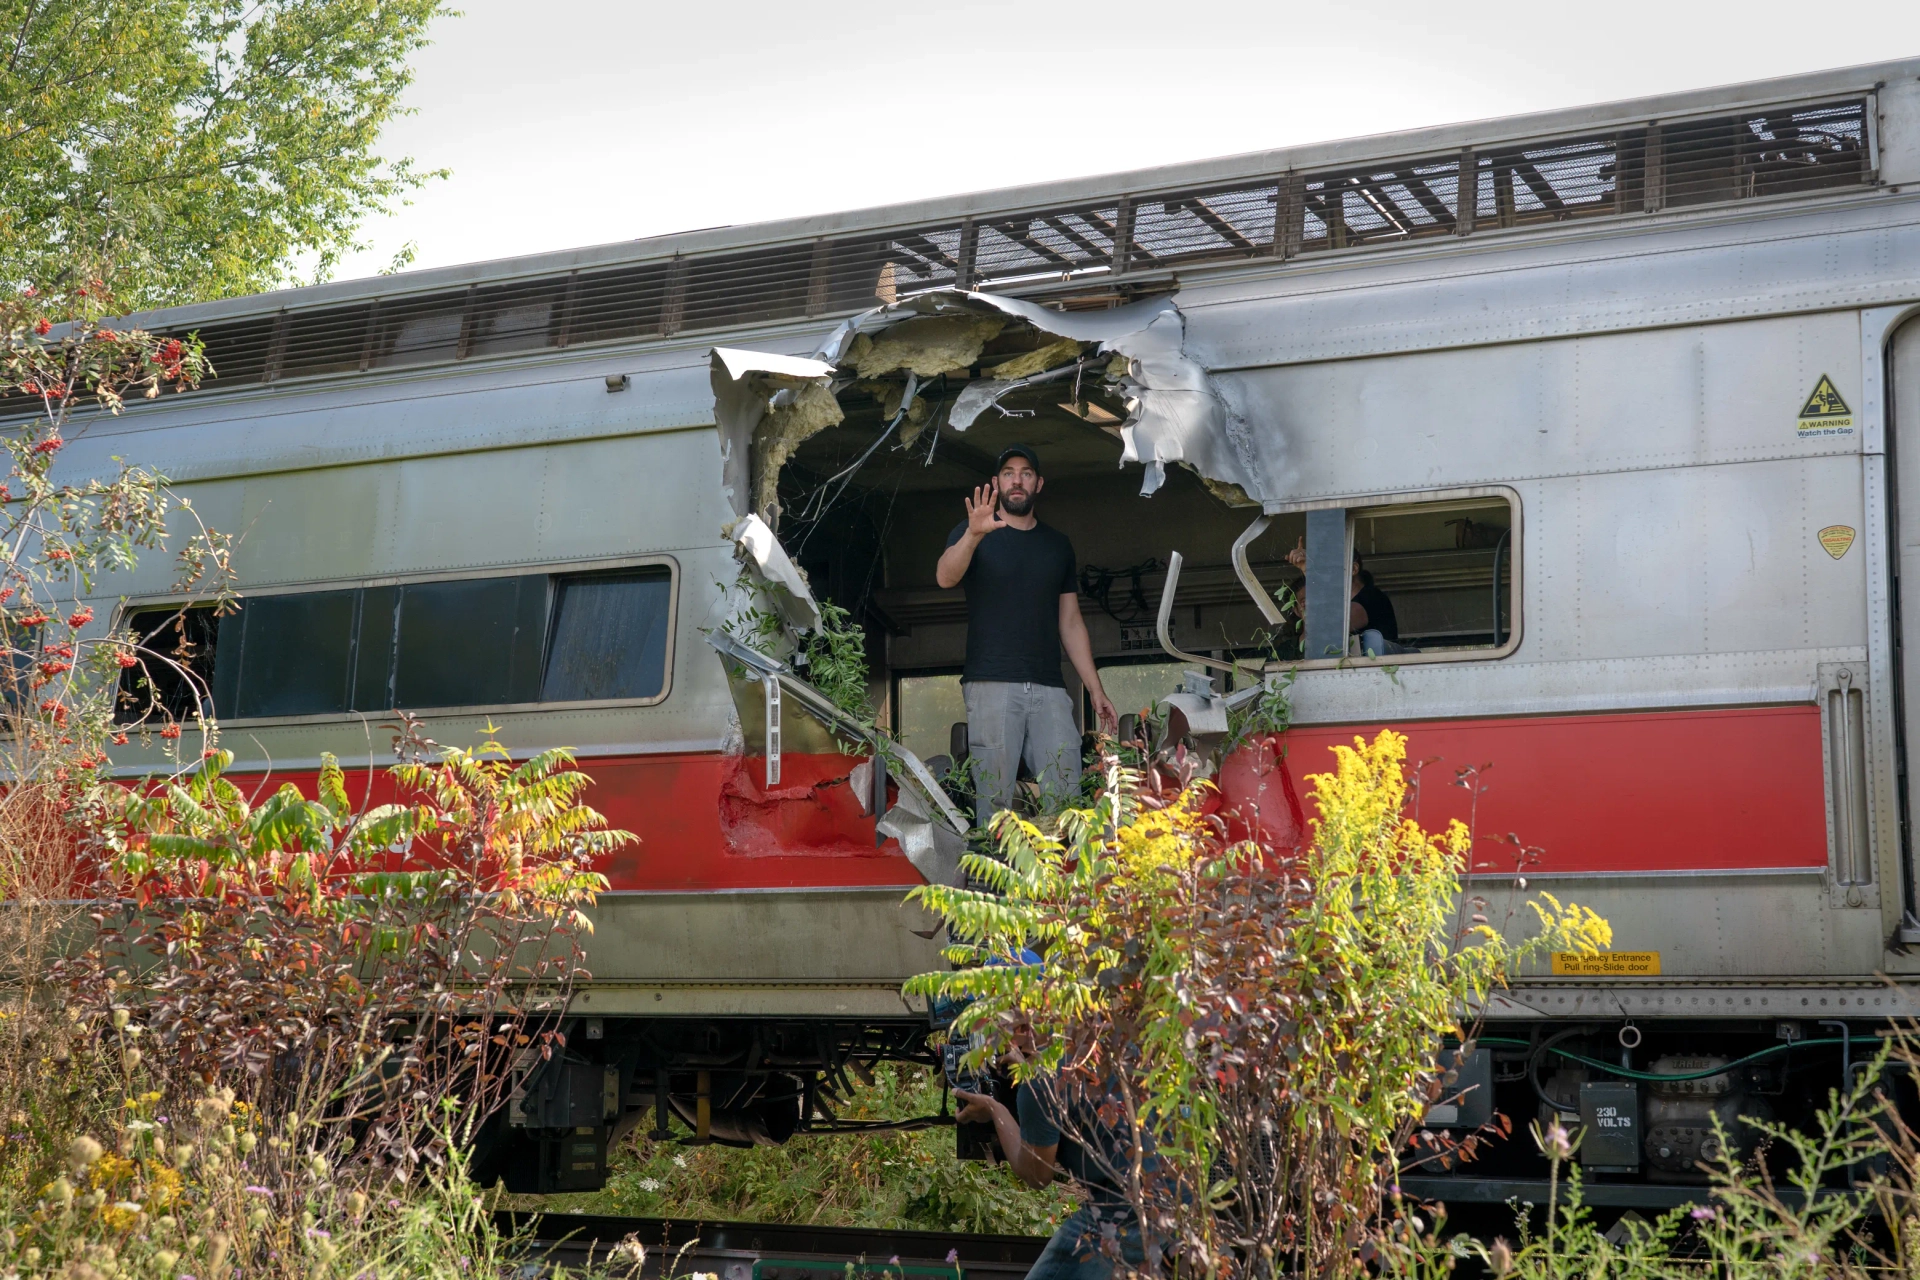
[117, 605, 222, 722]
[351, 584, 399, 711]
[223, 591, 359, 719]
[127, 561, 676, 722]
[541, 568, 673, 702]
[894, 672, 965, 760]
[390, 576, 548, 710]
[1286, 491, 1517, 664]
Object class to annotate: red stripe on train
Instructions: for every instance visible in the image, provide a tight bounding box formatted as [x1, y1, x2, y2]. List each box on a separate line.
[229, 751, 922, 893]
[224, 704, 1824, 891]
[584, 751, 921, 890]
[1271, 705, 1828, 875]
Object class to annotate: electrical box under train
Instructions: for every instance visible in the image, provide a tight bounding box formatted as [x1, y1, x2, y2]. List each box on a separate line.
[35, 58, 1920, 1201]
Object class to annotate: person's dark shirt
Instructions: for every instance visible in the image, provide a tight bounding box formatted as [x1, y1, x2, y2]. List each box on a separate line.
[1017, 1076, 1136, 1214]
[1351, 578, 1398, 642]
[945, 521, 1077, 686]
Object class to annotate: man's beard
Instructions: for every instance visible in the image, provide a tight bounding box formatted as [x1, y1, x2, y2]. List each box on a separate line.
[999, 489, 1035, 516]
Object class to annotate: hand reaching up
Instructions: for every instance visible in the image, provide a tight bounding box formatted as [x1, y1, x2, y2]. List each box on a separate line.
[965, 483, 1007, 538]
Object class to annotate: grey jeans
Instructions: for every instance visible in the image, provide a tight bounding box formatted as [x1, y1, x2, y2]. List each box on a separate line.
[962, 680, 1082, 828]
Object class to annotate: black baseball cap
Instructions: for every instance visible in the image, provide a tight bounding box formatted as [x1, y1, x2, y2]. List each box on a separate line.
[995, 444, 1041, 474]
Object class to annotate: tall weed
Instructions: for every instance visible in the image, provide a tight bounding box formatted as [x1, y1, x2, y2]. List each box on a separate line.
[0, 1006, 527, 1278]
[907, 730, 1609, 1279]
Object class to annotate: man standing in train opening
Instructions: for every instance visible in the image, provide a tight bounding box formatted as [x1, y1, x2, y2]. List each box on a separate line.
[936, 445, 1118, 828]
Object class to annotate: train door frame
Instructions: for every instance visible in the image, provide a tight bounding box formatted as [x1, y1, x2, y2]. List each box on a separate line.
[1872, 303, 1920, 941]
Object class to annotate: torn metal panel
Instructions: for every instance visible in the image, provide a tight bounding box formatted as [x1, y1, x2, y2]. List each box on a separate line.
[854, 755, 968, 886]
[730, 512, 822, 631]
[948, 357, 1096, 431]
[949, 377, 1023, 430]
[706, 628, 969, 885]
[708, 347, 838, 520]
[817, 288, 1184, 356]
[710, 286, 1267, 519]
[877, 781, 966, 887]
[815, 289, 1266, 500]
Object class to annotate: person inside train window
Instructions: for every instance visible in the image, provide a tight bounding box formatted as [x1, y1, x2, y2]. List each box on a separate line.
[1285, 539, 1412, 658]
[956, 1076, 1143, 1280]
[936, 445, 1118, 827]
[1350, 557, 1403, 657]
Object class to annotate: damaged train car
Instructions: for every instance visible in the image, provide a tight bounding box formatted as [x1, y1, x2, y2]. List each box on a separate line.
[42, 56, 1920, 1202]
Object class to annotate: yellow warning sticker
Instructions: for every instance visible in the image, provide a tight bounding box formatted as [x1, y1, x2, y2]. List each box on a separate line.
[1797, 374, 1854, 436]
[1818, 525, 1857, 559]
[1551, 951, 1661, 977]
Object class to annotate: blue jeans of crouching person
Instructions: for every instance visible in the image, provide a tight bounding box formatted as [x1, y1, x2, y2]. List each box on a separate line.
[1018, 1077, 1145, 1280]
[1026, 1204, 1145, 1280]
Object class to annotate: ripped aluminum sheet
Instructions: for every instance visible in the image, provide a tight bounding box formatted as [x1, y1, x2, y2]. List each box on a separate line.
[698, 289, 1267, 506]
[812, 290, 1263, 500]
[730, 512, 821, 631]
[707, 628, 969, 887]
[709, 346, 839, 518]
[875, 777, 967, 888]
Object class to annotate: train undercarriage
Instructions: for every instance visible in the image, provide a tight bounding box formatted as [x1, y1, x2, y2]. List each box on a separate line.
[476, 1016, 943, 1194]
[476, 1006, 1915, 1207]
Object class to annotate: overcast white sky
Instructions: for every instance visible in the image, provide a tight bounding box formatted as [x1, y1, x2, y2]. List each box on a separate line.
[325, 0, 1920, 283]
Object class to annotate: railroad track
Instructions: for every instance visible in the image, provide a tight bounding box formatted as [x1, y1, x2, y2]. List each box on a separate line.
[499, 1212, 1048, 1280]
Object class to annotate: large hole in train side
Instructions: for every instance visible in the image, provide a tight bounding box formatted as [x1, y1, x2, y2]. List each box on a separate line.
[769, 320, 1515, 764]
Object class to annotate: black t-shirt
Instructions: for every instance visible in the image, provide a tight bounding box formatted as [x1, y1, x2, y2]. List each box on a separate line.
[1351, 580, 1398, 642]
[1017, 1076, 1137, 1212]
[945, 520, 1077, 686]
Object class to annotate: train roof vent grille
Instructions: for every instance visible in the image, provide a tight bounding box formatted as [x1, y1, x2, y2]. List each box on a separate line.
[1659, 100, 1868, 210]
[1294, 97, 1868, 248]
[566, 262, 669, 346]
[278, 303, 374, 381]
[104, 95, 1869, 408]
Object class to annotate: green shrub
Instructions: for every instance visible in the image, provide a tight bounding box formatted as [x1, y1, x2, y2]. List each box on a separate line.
[519, 1063, 1073, 1235]
[907, 730, 1609, 1278]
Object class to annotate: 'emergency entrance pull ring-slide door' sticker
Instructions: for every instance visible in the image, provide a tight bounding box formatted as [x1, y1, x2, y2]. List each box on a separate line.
[1550, 951, 1662, 977]
[1797, 374, 1854, 436]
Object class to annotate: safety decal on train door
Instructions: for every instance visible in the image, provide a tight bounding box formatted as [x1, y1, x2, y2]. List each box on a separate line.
[1551, 951, 1661, 977]
[1797, 375, 1854, 436]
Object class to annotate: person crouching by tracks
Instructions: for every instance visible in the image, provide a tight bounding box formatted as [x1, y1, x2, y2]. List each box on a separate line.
[935, 445, 1118, 828]
[955, 1079, 1145, 1280]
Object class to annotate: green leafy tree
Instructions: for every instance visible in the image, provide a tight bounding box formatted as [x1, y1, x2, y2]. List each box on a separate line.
[0, 0, 450, 309]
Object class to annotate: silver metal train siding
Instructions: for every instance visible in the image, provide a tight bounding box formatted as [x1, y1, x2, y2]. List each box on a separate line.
[41, 58, 1920, 1198]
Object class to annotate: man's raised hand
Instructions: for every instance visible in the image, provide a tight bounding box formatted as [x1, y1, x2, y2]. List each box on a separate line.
[965, 483, 1007, 538]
